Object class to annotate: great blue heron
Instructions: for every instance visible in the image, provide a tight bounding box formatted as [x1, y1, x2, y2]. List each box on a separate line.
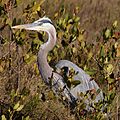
[12, 17, 104, 109]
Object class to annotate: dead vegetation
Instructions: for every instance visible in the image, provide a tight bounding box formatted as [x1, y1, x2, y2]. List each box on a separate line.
[0, 0, 120, 119]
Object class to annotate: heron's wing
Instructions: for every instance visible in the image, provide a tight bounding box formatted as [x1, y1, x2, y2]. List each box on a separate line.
[55, 60, 104, 102]
[55, 60, 91, 88]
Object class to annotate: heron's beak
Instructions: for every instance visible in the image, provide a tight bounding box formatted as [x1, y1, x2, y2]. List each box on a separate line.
[11, 23, 42, 31]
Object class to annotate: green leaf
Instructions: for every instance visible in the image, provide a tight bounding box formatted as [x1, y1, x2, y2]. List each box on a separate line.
[105, 29, 111, 38]
[1, 115, 6, 120]
[81, 41, 85, 48]
[78, 34, 84, 42]
[25, 116, 31, 120]
[109, 92, 115, 100]
[108, 78, 114, 84]
[6, 18, 12, 26]
[68, 19, 73, 24]
[13, 102, 20, 110]
[105, 64, 114, 75]
[79, 92, 84, 97]
[113, 20, 118, 28]
[16, 105, 24, 111]
[85, 70, 95, 76]
[100, 45, 104, 57]
[70, 80, 81, 87]
[91, 93, 96, 100]
[47, 55, 52, 62]
[96, 89, 101, 95]
[34, 63, 39, 75]
[24, 54, 37, 64]
[72, 47, 77, 53]
[74, 17, 80, 22]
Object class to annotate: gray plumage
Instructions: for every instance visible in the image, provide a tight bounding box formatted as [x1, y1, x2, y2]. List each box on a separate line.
[12, 17, 104, 109]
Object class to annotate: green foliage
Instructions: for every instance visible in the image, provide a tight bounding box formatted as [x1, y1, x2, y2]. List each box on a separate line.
[0, 0, 120, 120]
[0, 89, 32, 120]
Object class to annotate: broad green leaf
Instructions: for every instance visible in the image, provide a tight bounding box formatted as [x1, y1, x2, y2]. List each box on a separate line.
[47, 55, 52, 62]
[85, 70, 95, 76]
[105, 64, 114, 74]
[66, 24, 71, 32]
[113, 20, 118, 28]
[72, 47, 77, 53]
[81, 41, 85, 48]
[32, 39, 41, 45]
[114, 42, 118, 48]
[16, 105, 24, 111]
[57, 32, 63, 39]
[13, 102, 20, 110]
[25, 116, 31, 120]
[68, 77, 72, 82]
[24, 54, 37, 64]
[78, 34, 84, 42]
[74, 17, 80, 22]
[1, 115, 6, 120]
[54, 12, 58, 17]
[108, 78, 114, 84]
[68, 19, 73, 24]
[105, 29, 111, 38]
[105, 57, 108, 64]
[70, 80, 81, 87]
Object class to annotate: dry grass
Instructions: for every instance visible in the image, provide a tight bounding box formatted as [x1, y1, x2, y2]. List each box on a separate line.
[0, 0, 120, 119]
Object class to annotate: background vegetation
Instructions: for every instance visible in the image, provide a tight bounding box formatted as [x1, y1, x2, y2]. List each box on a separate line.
[0, 0, 120, 119]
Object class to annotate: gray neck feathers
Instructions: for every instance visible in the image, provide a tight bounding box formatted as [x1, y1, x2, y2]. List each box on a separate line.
[37, 26, 56, 84]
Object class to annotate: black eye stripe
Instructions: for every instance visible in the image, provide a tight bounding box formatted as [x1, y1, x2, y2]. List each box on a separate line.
[41, 20, 53, 24]
[37, 20, 54, 26]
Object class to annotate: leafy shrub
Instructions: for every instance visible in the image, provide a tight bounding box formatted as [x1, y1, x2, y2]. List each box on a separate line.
[0, 0, 120, 120]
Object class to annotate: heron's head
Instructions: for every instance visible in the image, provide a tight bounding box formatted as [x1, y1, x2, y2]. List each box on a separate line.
[12, 17, 54, 32]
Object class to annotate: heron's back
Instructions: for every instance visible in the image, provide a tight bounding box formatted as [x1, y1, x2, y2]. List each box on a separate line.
[55, 60, 104, 103]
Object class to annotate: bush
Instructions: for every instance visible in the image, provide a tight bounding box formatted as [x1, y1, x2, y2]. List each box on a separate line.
[0, 0, 120, 119]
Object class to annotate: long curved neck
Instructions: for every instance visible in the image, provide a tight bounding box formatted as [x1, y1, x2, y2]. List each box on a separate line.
[37, 26, 56, 84]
